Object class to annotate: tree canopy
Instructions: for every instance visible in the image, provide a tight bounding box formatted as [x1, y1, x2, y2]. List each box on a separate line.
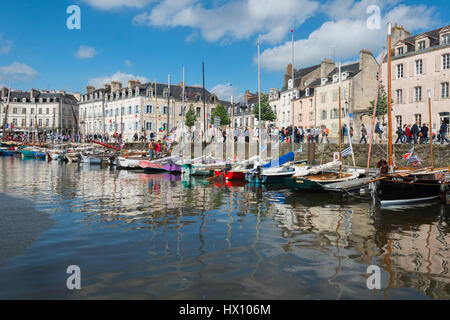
[211, 104, 230, 126]
[368, 84, 391, 116]
[254, 94, 276, 122]
[185, 104, 197, 128]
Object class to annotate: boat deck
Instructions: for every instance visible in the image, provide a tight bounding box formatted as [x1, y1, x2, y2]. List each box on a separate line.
[322, 176, 380, 193]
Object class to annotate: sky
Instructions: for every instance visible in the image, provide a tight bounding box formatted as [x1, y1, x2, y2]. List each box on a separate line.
[0, 0, 448, 101]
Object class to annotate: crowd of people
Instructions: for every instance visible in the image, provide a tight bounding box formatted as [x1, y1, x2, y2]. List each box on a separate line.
[393, 120, 449, 145]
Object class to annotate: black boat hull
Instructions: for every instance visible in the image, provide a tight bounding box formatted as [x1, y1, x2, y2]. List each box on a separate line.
[376, 175, 442, 205]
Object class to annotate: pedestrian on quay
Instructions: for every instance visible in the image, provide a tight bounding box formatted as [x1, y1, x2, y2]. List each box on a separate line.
[411, 121, 420, 144]
[395, 125, 403, 144]
[360, 124, 367, 144]
[148, 139, 155, 160]
[349, 126, 354, 142]
[155, 140, 162, 158]
[374, 121, 383, 143]
[314, 127, 320, 143]
[341, 124, 348, 144]
[404, 124, 412, 143]
[440, 120, 449, 144]
[419, 123, 428, 144]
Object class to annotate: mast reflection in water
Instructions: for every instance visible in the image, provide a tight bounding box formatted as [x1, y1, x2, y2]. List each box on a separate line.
[0, 157, 449, 299]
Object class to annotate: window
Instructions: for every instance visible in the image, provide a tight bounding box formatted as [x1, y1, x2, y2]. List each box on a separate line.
[38, 119, 42, 126]
[298, 114, 302, 122]
[418, 40, 426, 50]
[39, 108, 42, 114]
[332, 109, 338, 119]
[53, 108, 56, 114]
[415, 86, 422, 101]
[333, 90, 338, 102]
[146, 105, 153, 113]
[128, 106, 132, 114]
[12, 119, 17, 126]
[415, 114, 422, 125]
[415, 59, 422, 75]
[21, 119, 25, 127]
[146, 121, 152, 130]
[396, 116, 402, 128]
[442, 34, 450, 45]
[135, 105, 139, 113]
[12, 107, 17, 114]
[321, 93, 326, 103]
[22, 108, 26, 114]
[163, 91, 168, 98]
[442, 82, 449, 98]
[31, 109, 34, 114]
[46, 108, 49, 114]
[397, 47, 404, 55]
[396, 89, 403, 103]
[30, 119, 33, 126]
[397, 64, 404, 78]
[321, 110, 327, 120]
[46, 119, 49, 126]
[443, 54, 450, 70]
[309, 112, 314, 121]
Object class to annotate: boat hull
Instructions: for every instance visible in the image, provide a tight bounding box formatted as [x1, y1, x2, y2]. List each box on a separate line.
[285, 177, 325, 191]
[140, 161, 182, 173]
[376, 175, 442, 205]
[214, 170, 246, 181]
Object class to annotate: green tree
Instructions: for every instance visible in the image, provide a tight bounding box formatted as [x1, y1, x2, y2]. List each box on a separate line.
[185, 104, 197, 129]
[254, 94, 276, 122]
[368, 84, 391, 116]
[211, 104, 230, 126]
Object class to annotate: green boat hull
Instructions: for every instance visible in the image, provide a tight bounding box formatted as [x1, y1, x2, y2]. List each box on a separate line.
[285, 177, 325, 191]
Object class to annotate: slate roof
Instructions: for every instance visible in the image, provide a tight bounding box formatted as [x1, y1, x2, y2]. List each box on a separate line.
[6, 90, 77, 104]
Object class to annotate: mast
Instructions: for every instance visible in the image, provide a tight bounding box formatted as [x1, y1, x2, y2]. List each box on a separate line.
[291, 29, 295, 153]
[2, 86, 11, 140]
[257, 42, 262, 159]
[182, 67, 185, 157]
[231, 92, 234, 162]
[202, 62, 206, 159]
[338, 62, 342, 177]
[387, 22, 393, 168]
[167, 74, 170, 139]
[428, 89, 433, 170]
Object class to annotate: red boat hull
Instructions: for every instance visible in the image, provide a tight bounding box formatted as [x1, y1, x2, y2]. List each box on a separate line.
[214, 170, 245, 181]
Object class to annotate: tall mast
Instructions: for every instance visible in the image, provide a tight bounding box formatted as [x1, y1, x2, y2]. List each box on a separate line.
[291, 29, 295, 153]
[182, 67, 185, 156]
[231, 92, 234, 162]
[257, 42, 262, 158]
[2, 86, 11, 140]
[202, 62, 206, 159]
[387, 22, 393, 168]
[428, 90, 433, 170]
[167, 74, 170, 138]
[338, 62, 342, 177]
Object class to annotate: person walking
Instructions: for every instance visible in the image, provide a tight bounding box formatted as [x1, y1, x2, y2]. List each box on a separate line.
[395, 125, 403, 144]
[320, 126, 329, 143]
[411, 121, 420, 144]
[439, 120, 449, 144]
[419, 123, 428, 144]
[148, 139, 155, 160]
[374, 121, 382, 143]
[359, 124, 367, 144]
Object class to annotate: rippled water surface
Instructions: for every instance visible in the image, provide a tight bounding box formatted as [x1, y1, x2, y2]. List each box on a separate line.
[0, 156, 449, 299]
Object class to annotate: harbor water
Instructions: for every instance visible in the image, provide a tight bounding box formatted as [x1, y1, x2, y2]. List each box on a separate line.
[0, 156, 449, 299]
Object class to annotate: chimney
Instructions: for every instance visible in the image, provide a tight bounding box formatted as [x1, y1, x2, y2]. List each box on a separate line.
[128, 80, 137, 89]
[390, 23, 410, 49]
[73, 93, 81, 101]
[359, 49, 374, 70]
[30, 88, 39, 100]
[283, 63, 296, 90]
[1, 87, 9, 99]
[110, 81, 122, 92]
[320, 59, 335, 78]
[86, 85, 95, 94]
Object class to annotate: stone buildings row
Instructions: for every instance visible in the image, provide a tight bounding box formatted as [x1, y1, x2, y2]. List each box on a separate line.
[1, 24, 448, 141]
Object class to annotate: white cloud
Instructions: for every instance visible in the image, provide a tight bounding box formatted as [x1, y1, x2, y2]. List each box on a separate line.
[210, 83, 242, 101]
[81, 0, 155, 10]
[260, 1, 436, 71]
[0, 62, 38, 82]
[133, 0, 319, 45]
[0, 34, 13, 54]
[75, 45, 97, 59]
[125, 59, 133, 67]
[88, 71, 148, 88]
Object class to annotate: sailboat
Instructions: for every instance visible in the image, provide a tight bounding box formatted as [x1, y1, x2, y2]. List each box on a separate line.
[373, 22, 447, 206]
[245, 152, 295, 184]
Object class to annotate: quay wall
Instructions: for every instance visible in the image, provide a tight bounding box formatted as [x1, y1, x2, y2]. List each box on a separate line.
[119, 141, 449, 168]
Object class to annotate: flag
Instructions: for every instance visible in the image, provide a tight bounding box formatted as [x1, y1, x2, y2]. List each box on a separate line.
[341, 145, 352, 157]
[407, 155, 421, 166]
[402, 147, 414, 160]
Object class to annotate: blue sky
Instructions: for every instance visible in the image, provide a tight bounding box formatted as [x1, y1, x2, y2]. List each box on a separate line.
[0, 0, 448, 101]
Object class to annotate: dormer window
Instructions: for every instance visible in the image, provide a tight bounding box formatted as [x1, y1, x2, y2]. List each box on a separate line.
[342, 72, 348, 80]
[163, 90, 168, 98]
[333, 74, 339, 83]
[305, 88, 310, 97]
[397, 47, 404, 56]
[22, 98, 26, 102]
[135, 88, 139, 96]
[39, 98, 43, 103]
[418, 40, 426, 50]
[442, 34, 450, 45]
[13, 97, 17, 102]
[321, 78, 327, 85]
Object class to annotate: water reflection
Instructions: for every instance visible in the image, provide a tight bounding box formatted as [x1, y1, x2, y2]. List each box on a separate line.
[0, 157, 449, 299]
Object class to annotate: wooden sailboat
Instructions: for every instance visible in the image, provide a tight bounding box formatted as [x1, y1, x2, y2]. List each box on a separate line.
[374, 23, 447, 206]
